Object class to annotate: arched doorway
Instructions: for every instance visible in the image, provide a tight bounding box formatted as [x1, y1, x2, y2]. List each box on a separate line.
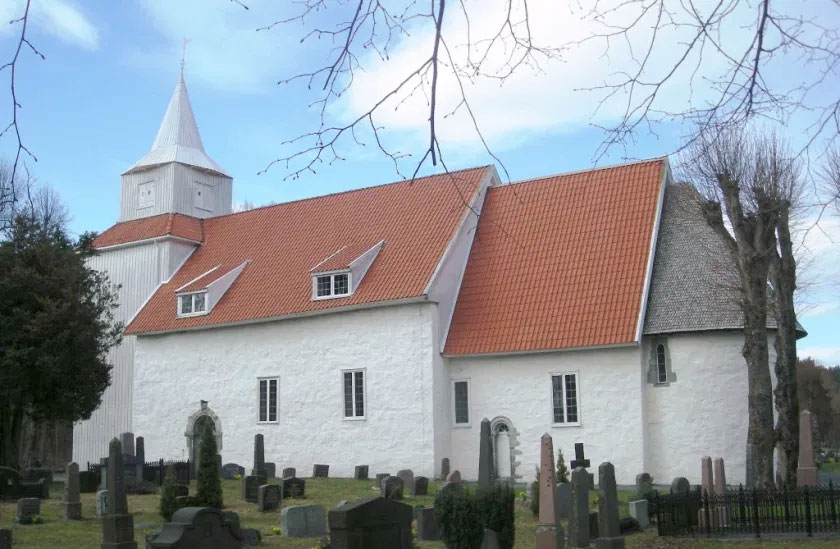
[191, 415, 215, 470]
[490, 416, 519, 481]
[184, 401, 223, 475]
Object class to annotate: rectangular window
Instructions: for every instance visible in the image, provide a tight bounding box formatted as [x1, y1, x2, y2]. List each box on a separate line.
[313, 272, 352, 299]
[333, 273, 349, 295]
[343, 370, 365, 419]
[453, 380, 470, 425]
[177, 292, 208, 317]
[316, 275, 332, 297]
[551, 373, 580, 425]
[258, 377, 279, 423]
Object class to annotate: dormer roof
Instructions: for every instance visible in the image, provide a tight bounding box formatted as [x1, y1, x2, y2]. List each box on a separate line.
[124, 72, 228, 177]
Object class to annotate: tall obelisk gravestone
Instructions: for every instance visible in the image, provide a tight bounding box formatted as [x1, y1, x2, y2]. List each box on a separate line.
[595, 462, 624, 549]
[535, 433, 564, 549]
[101, 438, 136, 548]
[797, 410, 818, 487]
[478, 418, 494, 489]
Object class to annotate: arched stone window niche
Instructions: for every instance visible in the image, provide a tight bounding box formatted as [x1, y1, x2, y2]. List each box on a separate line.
[490, 416, 521, 482]
[184, 400, 223, 470]
[647, 338, 677, 386]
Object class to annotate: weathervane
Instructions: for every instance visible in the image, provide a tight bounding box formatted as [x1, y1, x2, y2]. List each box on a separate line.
[180, 38, 191, 79]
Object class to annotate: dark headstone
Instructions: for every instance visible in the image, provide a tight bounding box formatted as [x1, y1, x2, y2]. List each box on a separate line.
[221, 463, 244, 480]
[555, 482, 572, 520]
[329, 497, 413, 548]
[282, 467, 296, 479]
[596, 462, 625, 548]
[354, 465, 369, 480]
[240, 475, 263, 503]
[101, 438, 137, 549]
[481, 528, 500, 549]
[80, 471, 99, 493]
[635, 472, 651, 487]
[282, 476, 306, 498]
[264, 462, 276, 479]
[589, 511, 599, 540]
[62, 461, 82, 520]
[568, 467, 589, 548]
[415, 507, 440, 541]
[174, 484, 189, 498]
[120, 432, 135, 457]
[15, 498, 40, 524]
[440, 457, 450, 480]
[0, 529, 10, 549]
[570, 443, 590, 469]
[257, 484, 281, 512]
[375, 473, 390, 487]
[240, 528, 261, 546]
[22, 468, 52, 483]
[381, 476, 404, 500]
[396, 469, 414, 495]
[313, 464, 329, 478]
[478, 418, 494, 489]
[147, 507, 242, 548]
[135, 437, 145, 481]
[281, 505, 327, 537]
[414, 476, 429, 496]
[252, 434, 266, 477]
[670, 477, 691, 495]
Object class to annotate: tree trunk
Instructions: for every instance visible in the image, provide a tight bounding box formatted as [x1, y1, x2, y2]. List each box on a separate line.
[770, 200, 799, 487]
[0, 404, 25, 470]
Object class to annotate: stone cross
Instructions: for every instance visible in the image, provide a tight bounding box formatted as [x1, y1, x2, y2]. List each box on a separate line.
[713, 458, 727, 494]
[700, 456, 714, 496]
[595, 462, 624, 548]
[478, 418, 495, 489]
[62, 461, 82, 520]
[535, 433, 564, 549]
[440, 457, 450, 480]
[101, 437, 137, 548]
[568, 467, 590, 549]
[797, 410, 818, 487]
[252, 434, 266, 477]
[570, 442, 590, 469]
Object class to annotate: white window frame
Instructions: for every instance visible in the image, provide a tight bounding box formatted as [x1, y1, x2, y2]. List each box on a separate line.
[138, 181, 155, 209]
[451, 378, 471, 427]
[257, 377, 280, 424]
[312, 271, 353, 300]
[176, 291, 209, 318]
[550, 371, 581, 427]
[341, 368, 366, 420]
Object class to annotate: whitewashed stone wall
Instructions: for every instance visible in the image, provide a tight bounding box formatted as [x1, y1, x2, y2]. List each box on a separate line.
[133, 303, 440, 477]
[446, 346, 646, 485]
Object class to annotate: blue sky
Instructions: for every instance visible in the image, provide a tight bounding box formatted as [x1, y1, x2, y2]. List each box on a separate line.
[1, 0, 837, 363]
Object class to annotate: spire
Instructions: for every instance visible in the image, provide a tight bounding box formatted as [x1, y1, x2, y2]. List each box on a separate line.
[124, 57, 228, 176]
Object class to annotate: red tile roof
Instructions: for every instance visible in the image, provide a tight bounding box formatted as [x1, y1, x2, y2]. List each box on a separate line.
[126, 167, 491, 334]
[93, 213, 203, 248]
[311, 240, 382, 272]
[443, 159, 666, 355]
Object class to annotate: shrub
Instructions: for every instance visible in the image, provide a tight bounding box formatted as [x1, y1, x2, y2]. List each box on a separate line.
[195, 422, 223, 508]
[556, 448, 569, 484]
[619, 516, 640, 533]
[529, 467, 540, 518]
[434, 486, 483, 549]
[635, 477, 658, 518]
[159, 465, 179, 521]
[477, 483, 515, 549]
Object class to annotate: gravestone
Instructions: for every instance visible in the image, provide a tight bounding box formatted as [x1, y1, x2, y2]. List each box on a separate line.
[440, 470, 462, 495]
[147, 507, 242, 548]
[175, 496, 199, 508]
[446, 470, 461, 482]
[257, 484, 281, 512]
[595, 462, 624, 549]
[570, 443, 591, 469]
[797, 410, 818, 487]
[329, 497, 414, 548]
[101, 437, 137, 549]
[135, 437, 145, 481]
[381, 476, 404, 500]
[0, 468, 48, 500]
[174, 485, 189, 498]
[535, 433, 563, 549]
[80, 471, 99, 493]
[282, 476, 306, 498]
[635, 473, 651, 488]
[713, 458, 727, 494]
[282, 467, 296, 479]
[62, 461, 82, 520]
[478, 418, 494, 489]
[221, 463, 244, 480]
[556, 482, 572, 519]
[240, 475, 263, 504]
[396, 469, 414, 495]
[97, 490, 109, 517]
[281, 504, 327, 538]
[265, 462, 276, 479]
[22, 468, 52, 483]
[415, 507, 440, 540]
[354, 465, 369, 480]
[120, 432, 135, 457]
[414, 476, 429, 496]
[313, 464, 329, 478]
[569, 467, 590, 548]
[628, 500, 649, 529]
[700, 456, 714, 496]
[252, 434, 266, 477]
[589, 511, 599, 540]
[670, 477, 690, 495]
[15, 498, 40, 524]
[0, 529, 10, 549]
[481, 529, 500, 549]
[440, 457, 450, 480]
[375, 473, 390, 488]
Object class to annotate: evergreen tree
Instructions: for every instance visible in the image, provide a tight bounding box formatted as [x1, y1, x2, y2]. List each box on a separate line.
[556, 448, 569, 483]
[195, 422, 223, 508]
[159, 464, 178, 520]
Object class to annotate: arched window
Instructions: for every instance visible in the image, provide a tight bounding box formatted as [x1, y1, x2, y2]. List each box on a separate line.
[656, 344, 667, 383]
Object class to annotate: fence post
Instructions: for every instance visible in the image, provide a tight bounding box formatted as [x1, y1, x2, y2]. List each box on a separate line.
[830, 480, 837, 527]
[804, 486, 812, 537]
[703, 489, 711, 537]
[159, 458, 164, 486]
[751, 486, 760, 538]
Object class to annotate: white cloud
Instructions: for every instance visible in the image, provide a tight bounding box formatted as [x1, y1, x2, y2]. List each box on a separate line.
[0, 0, 99, 50]
[800, 302, 840, 318]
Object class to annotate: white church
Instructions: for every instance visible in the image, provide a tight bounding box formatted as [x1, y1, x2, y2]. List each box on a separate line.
[73, 71, 770, 485]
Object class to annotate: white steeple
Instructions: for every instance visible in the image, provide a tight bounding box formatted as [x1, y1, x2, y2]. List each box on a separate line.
[124, 68, 228, 176]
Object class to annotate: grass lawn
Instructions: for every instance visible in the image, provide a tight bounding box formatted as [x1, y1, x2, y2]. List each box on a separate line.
[819, 461, 840, 474]
[1, 478, 838, 548]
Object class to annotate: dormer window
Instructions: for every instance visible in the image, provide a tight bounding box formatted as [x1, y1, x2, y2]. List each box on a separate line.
[178, 291, 208, 317]
[314, 272, 351, 299]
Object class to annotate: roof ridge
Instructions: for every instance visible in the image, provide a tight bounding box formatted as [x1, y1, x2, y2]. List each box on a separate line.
[505, 157, 666, 188]
[214, 164, 493, 221]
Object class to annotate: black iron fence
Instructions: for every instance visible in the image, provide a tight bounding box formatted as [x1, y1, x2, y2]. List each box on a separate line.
[87, 458, 190, 487]
[656, 482, 840, 538]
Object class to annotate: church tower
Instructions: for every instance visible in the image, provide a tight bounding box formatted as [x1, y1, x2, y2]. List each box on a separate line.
[119, 69, 232, 221]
